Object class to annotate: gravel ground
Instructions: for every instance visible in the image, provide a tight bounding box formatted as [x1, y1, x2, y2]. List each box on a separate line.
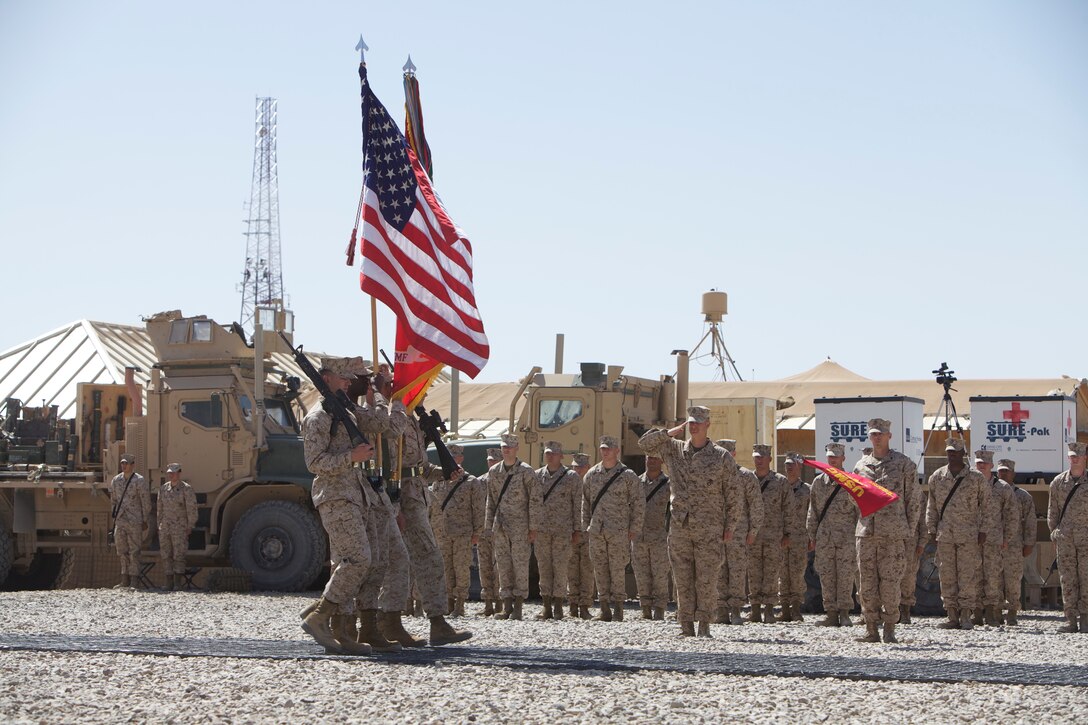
[1, 591, 1086, 723]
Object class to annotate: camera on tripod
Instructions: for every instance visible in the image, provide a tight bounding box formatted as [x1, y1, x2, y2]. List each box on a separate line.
[932, 362, 957, 390]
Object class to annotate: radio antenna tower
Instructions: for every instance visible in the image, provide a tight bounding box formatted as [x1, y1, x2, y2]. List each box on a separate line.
[238, 97, 285, 334]
[690, 290, 744, 381]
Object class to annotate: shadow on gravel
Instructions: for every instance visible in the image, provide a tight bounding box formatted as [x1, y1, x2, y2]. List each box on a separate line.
[1, 633, 1086, 688]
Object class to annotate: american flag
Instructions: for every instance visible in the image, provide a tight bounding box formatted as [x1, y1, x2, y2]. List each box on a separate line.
[356, 63, 489, 378]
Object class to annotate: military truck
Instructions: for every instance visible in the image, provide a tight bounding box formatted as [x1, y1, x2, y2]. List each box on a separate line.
[0, 310, 324, 591]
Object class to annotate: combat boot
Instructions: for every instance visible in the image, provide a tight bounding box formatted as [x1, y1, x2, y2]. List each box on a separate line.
[480, 599, 495, 617]
[654, 607, 666, 621]
[971, 607, 984, 626]
[553, 600, 564, 620]
[748, 604, 762, 623]
[714, 605, 729, 624]
[301, 597, 343, 654]
[357, 610, 402, 653]
[537, 596, 553, 620]
[331, 614, 373, 656]
[762, 606, 775, 624]
[1081, 612, 1088, 633]
[595, 601, 613, 622]
[129, 575, 140, 590]
[730, 607, 744, 625]
[838, 611, 853, 626]
[680, 621, 695, 637]
[791, 603, 804, 622]
[1005, 609, 1018, 626]
[816, 610, 839, 627]
[775, 604, 793, 622]
[1057, 612, 1079, 633]
[495, 598, 514, 620]
[613, 603, 624, 622]
[960, 610, 974, 630]
[938, 608, 960, 629]
[454, 598, 466, 617]
[379, 612, 427, 647]
[641, 604, 653, 620]
[113, 578, 129, 590]
[164, 575, 175, 592]
[429, 615, 473, 646]
[899, 604, 912, 624]
[579, 605, 591, 619]
[299, 600, 319, 619]
[697, 620, 711, 637]
[882, 621, 897, 643]
[512, 597, 524, 621]
[984, 605, 1000, 626]
[857, 619, 880, 643]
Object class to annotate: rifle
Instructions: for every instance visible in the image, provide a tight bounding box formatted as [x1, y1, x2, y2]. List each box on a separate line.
[1042, 557, 1059, 588]
[414, 405, 457, 478]
[280, 332, 370, 449]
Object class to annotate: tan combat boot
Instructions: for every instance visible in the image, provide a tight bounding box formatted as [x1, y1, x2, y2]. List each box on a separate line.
[553, 600, 564, 620]
[680, 621, 695, 637]
[537, 596, 553, 620]
[165, 574, 175, 592]
[579, 604, 591, 619]
[113, 577, 129, 590]
[899, 604, 911, 624]
[938, 608, 960, 629]
[176, 574, 187, 591]
[1057, 612, 1079, 633]
[454, 598, 465, 617]
[1081, 612, 1088, 633]
[697, 620, 711, 637]
[331, 614, 373, 656]
[748, 604, 762, 623]
[301, 597, 344, 654]
[775, 604, 793, 622]
[960, 609, 974, 630]
[512, 597, 524, 621]
[838, 611, 852, 626]
[641, 604, 653, 620]
[595, 601, 613, 622]
[429, 615, 473, 646]
[730, 607, 744, 625]
[480, 599, 495, 617]
[357, 610, 402, 653]
[1005, 609, 1018, 626]
[971, 607, 984, 626]
[129, 575, 140, 590]
[984, 605, 1000, 626]
[613, 603, 624, 622]
[494, 598, 514, 620]
[714, 605, 729, 624]
[762, 606, 775, 624]
[816, 610, 838, 627]
[857, 619, 880, 643]
[791, 603, 804, 622]
[653, 607, 665, 621]
[882, 621, 897, 643]
[379, 611, 427, 647]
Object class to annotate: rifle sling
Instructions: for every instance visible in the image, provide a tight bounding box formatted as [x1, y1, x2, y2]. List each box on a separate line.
[441, 475, 469, 512]
[590, 466, 628, 519]
[111, 472, 136, 520]
[646, 475, 669, 503]
[1056, 477, 1085, 528]
[938, 472, 968, 521]
[542, 467, 569, 503]
[816, 482, 843, 529]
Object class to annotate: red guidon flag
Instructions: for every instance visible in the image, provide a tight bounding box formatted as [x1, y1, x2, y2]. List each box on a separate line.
[354, 63, 489, 379]
[803, 458, 899, 518]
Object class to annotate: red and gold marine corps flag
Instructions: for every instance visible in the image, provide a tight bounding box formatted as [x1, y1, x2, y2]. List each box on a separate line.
[803, 459, 899, 518]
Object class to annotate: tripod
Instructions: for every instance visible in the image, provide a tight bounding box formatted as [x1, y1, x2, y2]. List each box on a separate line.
[690, 320, 743, 381]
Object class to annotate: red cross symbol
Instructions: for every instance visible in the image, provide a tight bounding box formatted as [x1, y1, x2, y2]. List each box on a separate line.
[1003, 403, 1030, 425]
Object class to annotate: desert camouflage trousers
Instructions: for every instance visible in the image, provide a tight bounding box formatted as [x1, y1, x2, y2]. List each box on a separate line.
[1056, 538, 1088, 616]
[440, 534, 474, 600]
[114, 519, 143, 578]
[979, 542, 1004, 607]
[1001, 548, 1025, 612]
[589, 530, 630, 604]
[494, 528, 531, 599]
[534, 532, 572, 599]
[716, 541, 749, 610]
[633, 539, 671, 608]
[815, 542, 856, 613]
[936, 540, 981, 611]
[356, 500, 410, 613]
[779, 545, 807, 608]
[399, 486, 448, 617]
[669, 522, 722, 623]
[747, 542, 783, 606]
[900, 541, 922, 606]
[318, 499, 371, 613]
[857, 536, 905, 624]
[476, 533, 497, 600]
[568, 539, 595, 606]
[158, 524, 188, 574]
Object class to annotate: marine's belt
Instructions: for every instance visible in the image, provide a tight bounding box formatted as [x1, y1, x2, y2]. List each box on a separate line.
[400, 466, 425, 478]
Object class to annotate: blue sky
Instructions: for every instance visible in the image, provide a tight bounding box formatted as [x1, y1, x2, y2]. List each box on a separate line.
[1, 1, 1085, 385]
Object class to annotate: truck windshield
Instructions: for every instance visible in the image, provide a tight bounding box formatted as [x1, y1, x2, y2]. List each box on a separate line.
[538, 399, 584, 429]
[239, 396, 299, 434]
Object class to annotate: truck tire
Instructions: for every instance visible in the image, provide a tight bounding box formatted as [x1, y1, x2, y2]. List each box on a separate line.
[1, 549, 74, 591]
[229, 500, 324, 592]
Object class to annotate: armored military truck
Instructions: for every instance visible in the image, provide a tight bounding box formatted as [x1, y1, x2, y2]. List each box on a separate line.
[0, 310, 324, 591]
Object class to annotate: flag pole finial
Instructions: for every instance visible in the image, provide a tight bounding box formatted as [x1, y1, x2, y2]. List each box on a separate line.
[355, 34, 369, 63]
[403, 54, 417, 76]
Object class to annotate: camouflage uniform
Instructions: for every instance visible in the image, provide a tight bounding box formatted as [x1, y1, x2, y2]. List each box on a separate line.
[110, 466, 150, 580]
[900, 504, 927, 610]
[430, 472, 485, 601]
[749, 467, 791, 608]
[633, 471, 672, 610]
[156, 475, 197, 575]
[980, 471, 1016, 612]
[926, 462, 986, 613]
[535, 464, 581, 599]
[568, 455, 596, 609]
[1047, 451, 1088, 623]
[638, 428, 738, 624]
[582, 459, 644, 606]
[854, 447, 921, 626]
[485, 457, 542, 600]
[476, 464, 498, 602]
[718, 459, 764, 614]
[780, 476, 811, 611]
[1003, 464, 1036, 615]
[807, 471, 859, 614]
